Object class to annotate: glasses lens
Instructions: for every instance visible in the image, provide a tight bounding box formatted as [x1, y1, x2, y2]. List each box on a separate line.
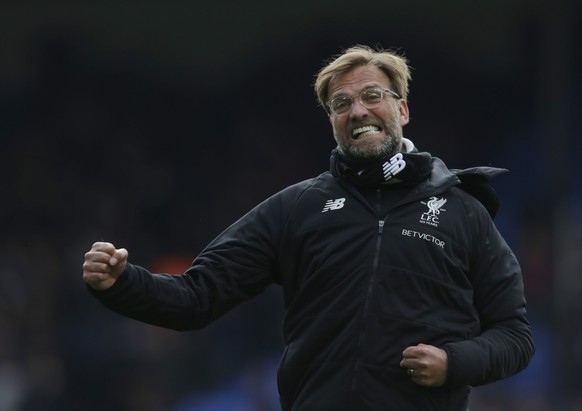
[329, 96, 352, 114]
[360, 89, 383, 108]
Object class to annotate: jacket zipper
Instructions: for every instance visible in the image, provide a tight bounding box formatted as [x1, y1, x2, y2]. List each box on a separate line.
[351, 218, 386, 399]
[364, 219, 384, 317]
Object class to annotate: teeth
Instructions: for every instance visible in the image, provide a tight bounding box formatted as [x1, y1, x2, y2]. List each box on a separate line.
[352, 125, 380, 138]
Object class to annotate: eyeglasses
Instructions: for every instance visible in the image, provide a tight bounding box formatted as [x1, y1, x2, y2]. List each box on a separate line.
[326, 88, 401, 115]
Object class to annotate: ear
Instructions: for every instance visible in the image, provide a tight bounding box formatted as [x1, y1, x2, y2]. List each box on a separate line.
[399, 100, 410, 126]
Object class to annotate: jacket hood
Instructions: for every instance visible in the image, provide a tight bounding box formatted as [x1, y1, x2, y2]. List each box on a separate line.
[450, 166, 508, 218]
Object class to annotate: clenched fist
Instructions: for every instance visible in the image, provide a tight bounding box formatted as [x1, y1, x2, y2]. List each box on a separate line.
[83, 242, 128, 291]
[400, 343, 448, 387]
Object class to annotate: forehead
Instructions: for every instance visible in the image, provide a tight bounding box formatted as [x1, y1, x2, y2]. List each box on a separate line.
[328, 65, 391, 97]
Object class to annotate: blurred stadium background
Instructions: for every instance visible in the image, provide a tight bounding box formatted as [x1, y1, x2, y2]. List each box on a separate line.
[0, 1, 580, 410]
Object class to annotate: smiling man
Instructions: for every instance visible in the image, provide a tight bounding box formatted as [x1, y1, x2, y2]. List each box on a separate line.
[83, 45, 534, 411]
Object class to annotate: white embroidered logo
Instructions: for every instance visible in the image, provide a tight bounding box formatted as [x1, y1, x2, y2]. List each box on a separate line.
[402, 228, 446, 248]
[420, 196, 447, 227]
[382, 153, 406, 181]
[322, 198, 345, 212]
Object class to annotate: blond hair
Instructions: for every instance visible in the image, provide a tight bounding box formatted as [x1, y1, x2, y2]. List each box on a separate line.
[314, 45, 411, 111]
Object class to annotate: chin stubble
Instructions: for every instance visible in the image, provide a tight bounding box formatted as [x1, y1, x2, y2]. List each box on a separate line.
[343, 123, 403, 159]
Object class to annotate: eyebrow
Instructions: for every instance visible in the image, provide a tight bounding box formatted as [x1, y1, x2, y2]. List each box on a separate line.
[329, 85, 385, 100]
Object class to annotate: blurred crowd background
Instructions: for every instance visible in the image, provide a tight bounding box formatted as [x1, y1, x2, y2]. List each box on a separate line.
[1, 1, 580, 410]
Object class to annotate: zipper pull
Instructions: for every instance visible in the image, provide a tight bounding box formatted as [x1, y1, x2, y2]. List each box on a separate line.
[378, 220, 385, 234]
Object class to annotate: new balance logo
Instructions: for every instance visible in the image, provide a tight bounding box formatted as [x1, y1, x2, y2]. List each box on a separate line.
[322, 198, 345, 212]
[383, 152, 406, 181]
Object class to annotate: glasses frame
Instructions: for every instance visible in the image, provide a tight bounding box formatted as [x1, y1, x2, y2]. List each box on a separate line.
[326, 87, 401, 115]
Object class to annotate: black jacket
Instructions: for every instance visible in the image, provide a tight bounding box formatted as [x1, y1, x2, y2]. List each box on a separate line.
[91, 148, 534, 411]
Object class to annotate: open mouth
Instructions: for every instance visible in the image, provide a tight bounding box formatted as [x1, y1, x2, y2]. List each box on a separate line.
[352, 125, 382, 140]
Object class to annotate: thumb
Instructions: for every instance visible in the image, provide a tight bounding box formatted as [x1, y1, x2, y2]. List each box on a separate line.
[109, 248, 128, 268]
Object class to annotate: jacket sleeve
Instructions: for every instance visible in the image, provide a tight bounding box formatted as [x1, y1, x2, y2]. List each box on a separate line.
[87, 191, 288, 331]
[442, 199, 534, 387]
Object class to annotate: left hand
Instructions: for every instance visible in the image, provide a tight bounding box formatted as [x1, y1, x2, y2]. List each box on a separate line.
[400, 343, 448, 387]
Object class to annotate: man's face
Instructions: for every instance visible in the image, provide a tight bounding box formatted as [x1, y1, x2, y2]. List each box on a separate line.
[327, 65, 409, 158]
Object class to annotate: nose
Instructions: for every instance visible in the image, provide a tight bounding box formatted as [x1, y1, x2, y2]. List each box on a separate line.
[349, 99, 369, 118]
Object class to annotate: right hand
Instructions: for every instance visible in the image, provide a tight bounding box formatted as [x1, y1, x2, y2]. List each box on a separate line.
[83, 242, 128, 291]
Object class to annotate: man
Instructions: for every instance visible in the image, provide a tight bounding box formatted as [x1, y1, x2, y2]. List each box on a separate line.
[83, 45, 534, 411]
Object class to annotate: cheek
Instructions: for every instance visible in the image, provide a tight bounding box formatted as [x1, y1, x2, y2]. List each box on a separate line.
[332, 125, 341, 142]
[381, 106, 400, 127]
[331, 117, 347, 135]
